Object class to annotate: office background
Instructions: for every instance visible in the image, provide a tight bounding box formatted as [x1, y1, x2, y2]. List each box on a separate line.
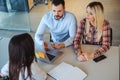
[0, 0, 120, 69]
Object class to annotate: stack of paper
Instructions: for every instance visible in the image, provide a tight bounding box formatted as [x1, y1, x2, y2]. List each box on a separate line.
[48, 62, 87, 80]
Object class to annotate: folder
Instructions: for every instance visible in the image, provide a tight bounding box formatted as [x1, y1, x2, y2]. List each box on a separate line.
[48, 62, 87, 80]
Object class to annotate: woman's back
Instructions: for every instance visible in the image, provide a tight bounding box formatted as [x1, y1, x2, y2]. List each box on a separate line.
[0, 33, 47, 80]
[19, 61, 47, 80]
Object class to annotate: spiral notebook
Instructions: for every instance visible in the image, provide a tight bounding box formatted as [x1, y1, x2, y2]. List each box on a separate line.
[48, 62, 87, 80]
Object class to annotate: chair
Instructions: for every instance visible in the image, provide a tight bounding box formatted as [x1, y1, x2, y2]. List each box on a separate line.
[110, 28, 112, 46]
[50, 33, 53, 42]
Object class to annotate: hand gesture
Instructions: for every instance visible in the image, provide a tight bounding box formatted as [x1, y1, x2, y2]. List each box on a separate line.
[43, 42, 50, 51]
[51, 43, 65, 49]
[77, 52, 94, 62]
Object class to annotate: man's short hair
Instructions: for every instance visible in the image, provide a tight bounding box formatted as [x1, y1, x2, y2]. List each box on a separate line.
[52, 0, 65, 7]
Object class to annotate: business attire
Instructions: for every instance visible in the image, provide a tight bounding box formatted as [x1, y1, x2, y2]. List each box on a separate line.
[74, 18, 111, 58]
[35, 11, 77, 47]
[1, 61, 47, 80]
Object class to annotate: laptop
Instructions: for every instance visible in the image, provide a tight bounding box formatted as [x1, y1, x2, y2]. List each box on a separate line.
[36, 49, 62, 64]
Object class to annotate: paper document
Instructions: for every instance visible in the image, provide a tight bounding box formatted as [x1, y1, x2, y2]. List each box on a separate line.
[48, 62, 87, 80]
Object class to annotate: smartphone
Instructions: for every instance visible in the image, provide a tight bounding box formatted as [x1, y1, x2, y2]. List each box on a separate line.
[93, 55, 107, 62]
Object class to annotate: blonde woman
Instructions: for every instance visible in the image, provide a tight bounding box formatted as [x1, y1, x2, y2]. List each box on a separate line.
[74, 1, 111, 62]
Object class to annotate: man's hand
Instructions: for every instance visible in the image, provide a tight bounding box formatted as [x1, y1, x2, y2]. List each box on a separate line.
[51, 43, 65, 49]
[43, 42, 50, 51]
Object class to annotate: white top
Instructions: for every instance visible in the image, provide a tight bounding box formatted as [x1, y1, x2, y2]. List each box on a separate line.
[1, 61, 47, 80]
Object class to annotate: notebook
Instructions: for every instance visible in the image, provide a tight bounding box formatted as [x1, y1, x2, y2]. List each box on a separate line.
[36, 49, 62, 64]
[48, 62, 87, 80]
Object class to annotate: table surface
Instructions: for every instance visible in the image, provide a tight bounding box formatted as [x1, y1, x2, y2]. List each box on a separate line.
[37, 45, 119, 80]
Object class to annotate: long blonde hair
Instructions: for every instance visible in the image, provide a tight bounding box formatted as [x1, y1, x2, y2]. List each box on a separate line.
[86, 1, 104, 41]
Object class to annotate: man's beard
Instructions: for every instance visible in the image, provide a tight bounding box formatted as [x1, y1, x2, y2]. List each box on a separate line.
[54, 15, 62, 20]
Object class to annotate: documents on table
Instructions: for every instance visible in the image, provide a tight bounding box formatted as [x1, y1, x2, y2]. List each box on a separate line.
[48, 62, 87, 80]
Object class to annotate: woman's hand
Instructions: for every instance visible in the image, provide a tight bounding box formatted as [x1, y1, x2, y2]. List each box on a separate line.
[76, 49, 82, 56]
[0, 73, 5, 77]
[77, 52, 94, 62]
